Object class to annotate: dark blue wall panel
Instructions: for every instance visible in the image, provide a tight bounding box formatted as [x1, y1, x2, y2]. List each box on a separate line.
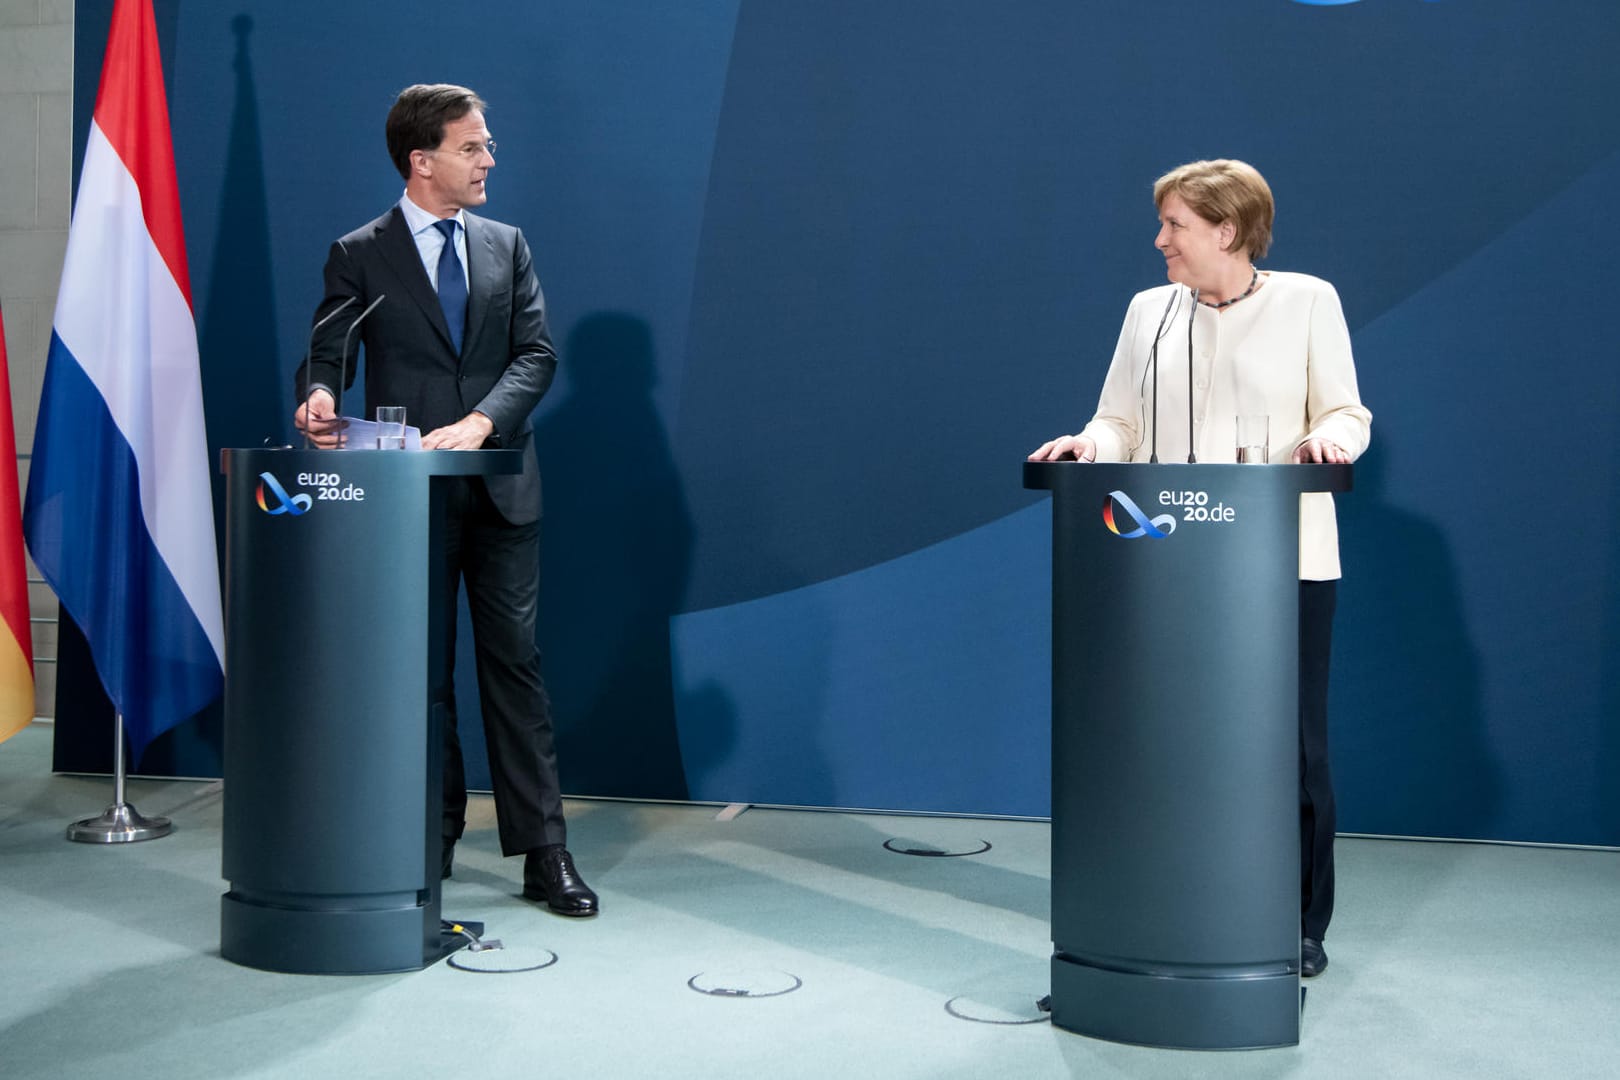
[61, 0, 1620, 844]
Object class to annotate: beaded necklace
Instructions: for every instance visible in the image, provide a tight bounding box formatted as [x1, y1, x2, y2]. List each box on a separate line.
[1200, 266, 1260, 309]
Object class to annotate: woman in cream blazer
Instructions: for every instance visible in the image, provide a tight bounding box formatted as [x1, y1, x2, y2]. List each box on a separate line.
[1029, 159, 1371, 979]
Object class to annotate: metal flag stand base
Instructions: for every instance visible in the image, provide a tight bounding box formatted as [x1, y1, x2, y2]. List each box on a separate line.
[67, 714, 172, 843]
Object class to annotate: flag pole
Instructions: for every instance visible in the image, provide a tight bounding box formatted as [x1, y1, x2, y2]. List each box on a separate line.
[66, 713, 173, 843]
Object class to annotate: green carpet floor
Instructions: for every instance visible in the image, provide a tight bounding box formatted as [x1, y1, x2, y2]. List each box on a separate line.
[1, 722, 1614, 1079]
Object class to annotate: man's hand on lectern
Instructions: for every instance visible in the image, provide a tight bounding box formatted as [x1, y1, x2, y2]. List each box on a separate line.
[295, 388, 345, 449]
[421, 411, 495, 451]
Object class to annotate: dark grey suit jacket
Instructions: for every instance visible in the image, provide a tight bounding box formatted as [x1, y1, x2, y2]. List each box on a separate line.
[300, 205, 557, 524]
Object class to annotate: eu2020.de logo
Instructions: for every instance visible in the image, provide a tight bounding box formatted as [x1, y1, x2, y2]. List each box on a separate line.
[1102, 490, 1176, 539]
[255, 472, 311, 516]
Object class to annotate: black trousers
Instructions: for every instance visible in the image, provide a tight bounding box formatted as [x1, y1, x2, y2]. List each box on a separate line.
[440, 479, 567, 855]
[1299, 579, 1337, 941]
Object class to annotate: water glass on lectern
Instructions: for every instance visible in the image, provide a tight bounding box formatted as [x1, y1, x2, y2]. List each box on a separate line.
[376, 406, 407, 451]
[1236, 414, 1268, 463]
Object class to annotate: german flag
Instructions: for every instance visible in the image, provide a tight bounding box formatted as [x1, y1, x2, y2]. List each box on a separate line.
[0, 302, 34, 744]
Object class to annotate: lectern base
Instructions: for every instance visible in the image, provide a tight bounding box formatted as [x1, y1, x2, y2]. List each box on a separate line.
[1051, 953, 1300, 1050]
[221, 892, 450, 974]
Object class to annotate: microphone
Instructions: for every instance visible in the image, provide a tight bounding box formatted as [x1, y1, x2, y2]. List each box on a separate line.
[1186, 289, 1200, 463]
[1146, 289, 1178, 464]
[299, 296, 356, 448]
[335, 294, 387, 443]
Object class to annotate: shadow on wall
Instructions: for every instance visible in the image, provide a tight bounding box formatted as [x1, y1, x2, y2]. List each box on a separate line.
[200, 15, 283, 456]
[536, 313, 695, 800]
[175, 12, 282, 773]
[1601, 470, 1620, 844]
[1334, 439, 1502, 838]
[667, 481, 839, 809]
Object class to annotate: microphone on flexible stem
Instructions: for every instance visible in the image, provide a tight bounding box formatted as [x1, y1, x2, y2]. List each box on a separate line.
[334, 294, 388, 446]
[299, 296, 357, 448]
[1186, 289, 1200, 463]
[1147, 289, 1178, 464]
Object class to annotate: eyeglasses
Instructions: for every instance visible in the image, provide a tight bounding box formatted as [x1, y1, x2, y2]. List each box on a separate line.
[429, 139, 497, 160]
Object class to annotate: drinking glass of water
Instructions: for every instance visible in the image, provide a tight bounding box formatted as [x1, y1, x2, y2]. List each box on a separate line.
[1236, 414, 1268, 464]
[376, 406, 407, 451]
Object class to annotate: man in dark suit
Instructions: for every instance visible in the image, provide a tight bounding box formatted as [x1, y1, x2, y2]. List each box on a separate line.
[295, 83, 596, 916]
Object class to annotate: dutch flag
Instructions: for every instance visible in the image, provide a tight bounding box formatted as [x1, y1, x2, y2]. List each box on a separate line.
[23, 0, 224, 763]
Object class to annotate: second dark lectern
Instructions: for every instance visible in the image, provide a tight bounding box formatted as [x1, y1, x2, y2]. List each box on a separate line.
[1024, 461, 1350, 1050]
[218, 447, 520, 974]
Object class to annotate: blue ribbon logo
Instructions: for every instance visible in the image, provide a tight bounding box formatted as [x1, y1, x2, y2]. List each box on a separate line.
[255, 472, 312, 516]
[1102, 490, 1177, 539]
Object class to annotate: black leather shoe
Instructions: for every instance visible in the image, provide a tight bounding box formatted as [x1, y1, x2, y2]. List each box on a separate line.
[1301, 937, 1328, 978]
[523, 847, 599, 917]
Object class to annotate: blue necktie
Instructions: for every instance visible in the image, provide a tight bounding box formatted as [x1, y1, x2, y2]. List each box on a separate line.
[434, 218, 467, 353]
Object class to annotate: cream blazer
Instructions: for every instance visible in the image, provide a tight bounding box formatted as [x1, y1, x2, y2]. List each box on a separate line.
[1078, 271, 1372, 580]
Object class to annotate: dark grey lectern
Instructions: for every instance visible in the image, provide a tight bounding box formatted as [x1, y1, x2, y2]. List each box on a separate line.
[1023, 461, 1351, 1050]
[218, 447, 520, 974]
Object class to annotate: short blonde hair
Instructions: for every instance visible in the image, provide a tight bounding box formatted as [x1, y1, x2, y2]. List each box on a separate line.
[1153, 159, 1274, 261]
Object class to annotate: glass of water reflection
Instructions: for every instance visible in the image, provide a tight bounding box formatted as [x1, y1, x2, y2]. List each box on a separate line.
[1235, 414, 1268, 464]
[375, 406, 407, 450]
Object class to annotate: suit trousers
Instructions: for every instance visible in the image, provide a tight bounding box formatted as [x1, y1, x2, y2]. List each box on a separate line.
[1299, 579, 1337, 941]
[439, 477, 567, 854]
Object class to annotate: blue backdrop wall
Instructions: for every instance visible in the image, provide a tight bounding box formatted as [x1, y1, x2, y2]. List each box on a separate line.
[62, 1, 1619, 845]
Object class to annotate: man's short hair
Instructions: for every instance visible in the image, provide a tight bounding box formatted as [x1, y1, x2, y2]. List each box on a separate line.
[385, 84, 487, 180]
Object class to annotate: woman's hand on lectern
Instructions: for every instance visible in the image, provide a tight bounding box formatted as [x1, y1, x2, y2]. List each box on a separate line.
[1292, 437, 1349, 464]
[1027, 434, 1097, 463]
